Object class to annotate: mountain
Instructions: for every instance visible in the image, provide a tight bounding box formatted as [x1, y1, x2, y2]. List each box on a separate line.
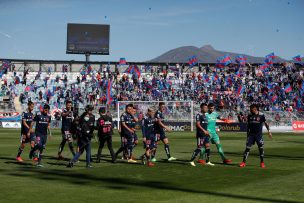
[149, 45, 286, 64]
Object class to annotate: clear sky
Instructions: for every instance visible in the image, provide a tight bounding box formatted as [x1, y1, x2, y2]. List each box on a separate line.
[0, 0, 303, 62]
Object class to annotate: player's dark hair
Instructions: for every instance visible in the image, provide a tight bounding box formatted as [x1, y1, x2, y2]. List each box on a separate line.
[99, 107, 106, 114]
[250, 104, 259, 110]
[66, 100, 72, 105]
[200, 103, 207, 108]
[43, 104, 50, 110]
[159, 102, 165, 107]
[126, 104, 133, 110]
[80, 111, 89, 120]
[208, 103, 215, 108]
[28, 101, 34, 106]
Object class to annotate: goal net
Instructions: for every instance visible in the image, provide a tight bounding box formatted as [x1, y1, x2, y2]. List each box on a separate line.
[117, 101, 194, 132]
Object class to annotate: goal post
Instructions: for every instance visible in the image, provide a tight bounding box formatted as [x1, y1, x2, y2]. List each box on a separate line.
[116, 101, 194, 132]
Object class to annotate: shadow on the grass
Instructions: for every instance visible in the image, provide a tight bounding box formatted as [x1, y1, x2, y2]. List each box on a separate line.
[0, 156, 18, 161]
[224, 152, 304, 161]
[156, 158, 193, 166]
[4, 161, 33, 166]
[211, 162, 240, 167]
[0, 167, 300, 203]
[46, 162, 69, 167]
[43, 155, 71, 162]
[0, 156, 33, 166]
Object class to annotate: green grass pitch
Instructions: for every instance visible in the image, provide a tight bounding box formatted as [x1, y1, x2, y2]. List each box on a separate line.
[0, 129, 303, 203]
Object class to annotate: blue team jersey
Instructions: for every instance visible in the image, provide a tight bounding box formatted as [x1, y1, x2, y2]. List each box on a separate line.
[247, 113, 266, 135]
[196, 113, 208, 137]
[120, 112, 134, 136]
[21, 110, 34, 134]
[131, 115, 137, 129]
[154, 110, 165, 134]
[61, 108, 73, 132]
[142, 116, 155, 138]
[34, 112, 51, 136]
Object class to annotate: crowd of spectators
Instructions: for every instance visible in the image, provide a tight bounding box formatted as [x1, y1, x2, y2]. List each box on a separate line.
[0, 61, 303, 120]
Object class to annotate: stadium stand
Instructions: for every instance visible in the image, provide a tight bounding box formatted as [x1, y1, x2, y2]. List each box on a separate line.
[0, 59, 303, 127]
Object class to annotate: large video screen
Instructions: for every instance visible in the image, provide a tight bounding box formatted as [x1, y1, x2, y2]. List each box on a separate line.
[66, 23, 110, 55]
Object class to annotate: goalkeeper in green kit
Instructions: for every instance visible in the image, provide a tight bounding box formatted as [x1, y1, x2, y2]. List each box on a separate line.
[198, 103, 232, 165]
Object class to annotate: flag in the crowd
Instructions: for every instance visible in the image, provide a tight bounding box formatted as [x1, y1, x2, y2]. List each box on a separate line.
[46, 89, 53, 97]
[212, 73, 219, 82]
[284, 83, 292, 93]
[125, 65, 141, 78]
[169, 66, 179, 73]
[152, 89, 162, 97]
[259, 63, 269, 70]
[216, 55, 232, 68]
[119, 58, 127, 65]
[125, 65, 133, 74]
[132, 65, 141, 79]
[225, 76, 233, 86]
[158, 81, 164, 90]
[81, 69, 86, 75]
[267, 84, 274, 93]
[87, 64, 92, 73]
[204, 75, 210, 83]
[144, 65, 152, 72]
[152, 77, 157, 87]
[2, 60, 11, 69]
[222, 55, 232, 64]
[236, 85, 245, 96]
[15, 76, 20, 84]
[216, 62, 225, 68]
[292, 55, 301, 62]
[52, 86, 57, 94]
[295, 96, 302, 109]
[265, 52, 276, 59]
[165, 80, 172, 88]
[235, 55, 247, 66]
[236, 70, 241, 77]
[271, 95, 278, 102]
[297, 99, 302, 109]
[106, 80, 113, 105]
[264, 58, 273, 65]
[144, 83, 153, 89]
[0, 60, 10, 78]
[301, 82, 304, 92]
[188, 56, 198, 68]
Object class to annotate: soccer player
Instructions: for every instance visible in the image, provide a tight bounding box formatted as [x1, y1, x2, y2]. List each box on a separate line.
[67, 105, 95, 168]
[141, 108, 156, 167]
[189, 103, 213, 166]
[131, 107, 139, 155]
[29, 104, 52, 167]
[115, 104, 137, 163]
[116, 113, 127, 160]
[239, 104, 272, 168]
[16, 101, 35, 162]
[96, 107, 116, 163]
[152, 102, 176, 162]
[57, 100, 75, 160]
[199, 103, 232, 164]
